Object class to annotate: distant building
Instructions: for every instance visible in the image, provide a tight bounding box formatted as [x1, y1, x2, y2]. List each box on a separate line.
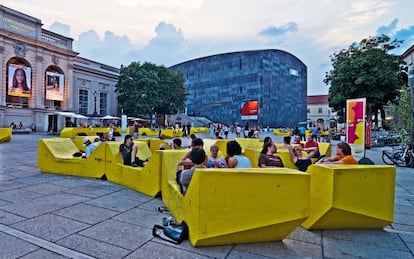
[402, 44, 414, 90]
[170, 49, 307, 127]
[307, 95, 336, 128]
[0, 5, 119, 132]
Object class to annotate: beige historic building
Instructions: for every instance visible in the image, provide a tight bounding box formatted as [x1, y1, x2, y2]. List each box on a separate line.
[0, 5, 119, 133]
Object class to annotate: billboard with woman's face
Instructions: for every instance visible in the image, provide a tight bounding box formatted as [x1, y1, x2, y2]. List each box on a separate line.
[46, 71, 64, 101]
[8, 64, 31, 97]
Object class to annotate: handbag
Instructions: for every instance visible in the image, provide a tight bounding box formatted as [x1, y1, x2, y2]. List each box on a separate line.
[152, 221, 188, 244]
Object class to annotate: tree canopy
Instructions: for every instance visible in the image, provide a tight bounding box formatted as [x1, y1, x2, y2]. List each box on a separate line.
[324, 35, 407, 125]
[115, 62, 186, 118]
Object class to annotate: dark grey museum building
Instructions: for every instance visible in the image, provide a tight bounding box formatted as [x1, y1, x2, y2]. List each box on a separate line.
[170, 49, 307, 127]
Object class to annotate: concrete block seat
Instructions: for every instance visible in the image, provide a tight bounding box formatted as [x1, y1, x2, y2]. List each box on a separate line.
[139, 127, 159, 137]
[244, 147, 303, 170]
[38, 138, 106, 178]
[234, 138, 263, 153]
[161, 151, 310, 247]
[148, 139, 171, 153]
[105, 141, 163, 197]
[302, 164, 396, 230]
[190, 127, 210, 134]
[0, 128, 12, 143]
[73, 136, 100, 151]
[11, 128, 31, 134]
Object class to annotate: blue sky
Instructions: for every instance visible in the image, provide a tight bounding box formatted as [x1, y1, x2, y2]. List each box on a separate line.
[4, 0, 414, 95]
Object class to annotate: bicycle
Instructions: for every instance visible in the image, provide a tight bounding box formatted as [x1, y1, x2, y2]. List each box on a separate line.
[382, 143, 414, 167]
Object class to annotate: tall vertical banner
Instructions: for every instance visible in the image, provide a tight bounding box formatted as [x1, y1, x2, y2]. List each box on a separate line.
[346, 98, 366, 156]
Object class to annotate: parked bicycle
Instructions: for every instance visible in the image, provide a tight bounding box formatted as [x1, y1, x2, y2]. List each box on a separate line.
[382, 143, 414, 167]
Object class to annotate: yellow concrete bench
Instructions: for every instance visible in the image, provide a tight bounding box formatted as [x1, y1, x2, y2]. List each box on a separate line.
[60, 127, 123, 138]
[273, 128, 291, 136]
[139, 127, 159, 137]
[160, 128, 184, 138]
[148, 139, 171, 153]
[0, 128, 12, 143]
[190, 127, 210, 134]
[161, 151, 310, 246]
[73, 136, 100, 151]
[38, 138, 106, 178]
[105, 141, 161, 197]
[302, 164, 396, 230]
[245, 148, 303, 170]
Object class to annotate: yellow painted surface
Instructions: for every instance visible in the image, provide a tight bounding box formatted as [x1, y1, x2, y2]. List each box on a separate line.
[302, 164, 396, 229]
[318, 143, 331, 157]
[161, 151, 310, 246]
[0, 128, 12, 143]
[73, 136, 100, 151]
[234, 138, 262, 153]
[190, 127, 209, 134]
[273, 128, 291, 136]
[139, 127, 159, 137]
[105, 142, 160, 197]
[38, 138, 106, 178]
[245, 148, 302, 170]
[148, 139, 171, 153]
[215, 139, 230, 157]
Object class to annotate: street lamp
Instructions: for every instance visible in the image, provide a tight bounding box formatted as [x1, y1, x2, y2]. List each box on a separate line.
[93, 90, 97, 116]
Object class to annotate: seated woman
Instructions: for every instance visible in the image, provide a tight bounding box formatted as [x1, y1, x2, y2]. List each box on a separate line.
[179, 148, 207, 194]
[287, 145, 314, 172]
[119, 134, 148, 167]
[316, 142, 358, 164]
[258, 142, 284, 168]
[226, 140, 252, 168]
[207, 144, 227, 168]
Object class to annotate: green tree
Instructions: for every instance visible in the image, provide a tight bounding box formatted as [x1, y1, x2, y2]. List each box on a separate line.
[388, 85, 414, 143]
[324, 35, 406, 127]
[116, 62, 186, 119]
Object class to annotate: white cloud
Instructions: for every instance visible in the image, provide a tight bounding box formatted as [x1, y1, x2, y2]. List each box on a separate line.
[2, 0, 414, 95]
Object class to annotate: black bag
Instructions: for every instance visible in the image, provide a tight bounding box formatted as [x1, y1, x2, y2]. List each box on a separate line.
[152, 222, 188, 244]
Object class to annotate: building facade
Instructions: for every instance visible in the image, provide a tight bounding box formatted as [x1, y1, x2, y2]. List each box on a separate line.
[170, 50, 307, 127]
[0, 5, 119, 132]
[307, 95, 337, 129]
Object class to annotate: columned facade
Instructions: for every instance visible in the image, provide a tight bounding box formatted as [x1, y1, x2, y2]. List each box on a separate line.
[0, 5, 119, 132]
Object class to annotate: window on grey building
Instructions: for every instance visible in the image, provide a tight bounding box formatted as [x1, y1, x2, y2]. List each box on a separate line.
[289, 68, 299, 76]
[318, 107, 323, 113]
[100, 92, 108, 115]
[307, 108, 310, 113]
[79, 89, 88, 114]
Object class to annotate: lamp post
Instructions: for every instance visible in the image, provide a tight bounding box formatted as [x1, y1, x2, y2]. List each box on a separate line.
[408, 66, 414, 141]
[93, 91, 97, 116]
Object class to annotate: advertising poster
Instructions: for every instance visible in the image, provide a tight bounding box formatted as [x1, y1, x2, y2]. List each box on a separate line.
[8, 64, 31, 97]
[46, 72, 64, 101]
[346, 98, 366, 156]
[240, 100, 258, 120]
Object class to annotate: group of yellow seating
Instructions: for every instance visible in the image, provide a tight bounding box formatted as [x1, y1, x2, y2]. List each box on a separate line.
[0, 128, 12, 143]
[38, 136, 396, 247]
[60, 127, 210, 139]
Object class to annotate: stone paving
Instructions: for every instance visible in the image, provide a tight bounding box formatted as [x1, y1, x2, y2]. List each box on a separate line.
[0, 133, 413, 258]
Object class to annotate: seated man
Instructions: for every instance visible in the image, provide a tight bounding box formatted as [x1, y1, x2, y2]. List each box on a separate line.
[170, 138, 182, 149]
[293, 135, 304, 148]
[316, 142, 358, 164]
[119, 134, 148, 167]
[82, 137, 101, 158]
[280, 136, 291, 149]
[304, 136, 320, 158]
[179, 148, 207, 194]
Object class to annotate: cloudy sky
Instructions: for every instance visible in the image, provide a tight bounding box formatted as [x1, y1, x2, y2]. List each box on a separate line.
[4, 0, 414, 95]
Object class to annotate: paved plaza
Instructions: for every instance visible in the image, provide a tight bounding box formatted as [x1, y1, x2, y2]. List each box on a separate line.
[0, 133, 414, 258]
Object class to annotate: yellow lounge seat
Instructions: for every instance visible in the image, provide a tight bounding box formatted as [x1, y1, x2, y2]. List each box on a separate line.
[245, 148, 303, 170]
[161, 151, 310, 246]
[190, 127, 210, 134]
[273, 128, 291, 136]
[73, 136, 100, 151]
[38, 138, 106, 178]
[105, 141, 161, 197]
[0, 128, 12, 143]
[139, 127, 159, 137]
[302, 164, 396, 229]
[148, 139, 170, 153]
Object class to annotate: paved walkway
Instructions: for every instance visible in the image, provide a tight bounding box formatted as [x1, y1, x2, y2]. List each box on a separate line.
[0, 133, 413, 258]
